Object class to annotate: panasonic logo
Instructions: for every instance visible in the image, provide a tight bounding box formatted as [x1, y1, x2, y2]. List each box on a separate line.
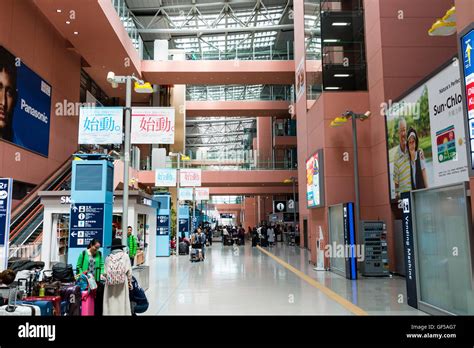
[18, 323, 56, 341]
[20, 99, 49, 124]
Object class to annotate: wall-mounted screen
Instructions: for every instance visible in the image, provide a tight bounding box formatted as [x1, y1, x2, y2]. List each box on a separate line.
[306, 149, 324, 208]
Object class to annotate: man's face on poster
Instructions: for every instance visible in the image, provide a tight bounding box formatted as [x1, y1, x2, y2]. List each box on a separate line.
[0, 67, 15, 131]
[398, 120, 407, 151]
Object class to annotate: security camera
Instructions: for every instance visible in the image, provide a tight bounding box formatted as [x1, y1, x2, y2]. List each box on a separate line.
[364, 111, 371, 118]
[111, 82, 118, 89]
[107, 71, 115, 84]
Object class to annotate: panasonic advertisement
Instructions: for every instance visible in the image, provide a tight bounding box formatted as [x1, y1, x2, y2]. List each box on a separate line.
[0, 46, 52, 156]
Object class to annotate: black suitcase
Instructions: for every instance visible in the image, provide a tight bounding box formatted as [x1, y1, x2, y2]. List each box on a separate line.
[224, 238, 233, 246]
[179, 242, 189, 255]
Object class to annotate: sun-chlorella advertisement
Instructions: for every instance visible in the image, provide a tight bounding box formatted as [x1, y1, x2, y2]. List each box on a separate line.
[386, 59, 469, 200]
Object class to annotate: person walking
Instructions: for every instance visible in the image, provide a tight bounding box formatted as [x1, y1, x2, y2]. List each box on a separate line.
[127, 226, 138, 266]
[103, 238, 133, 316]
[76, 239, 105, 316]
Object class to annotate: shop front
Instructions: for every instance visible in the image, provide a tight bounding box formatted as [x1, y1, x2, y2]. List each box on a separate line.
[38, 190, 157, 288]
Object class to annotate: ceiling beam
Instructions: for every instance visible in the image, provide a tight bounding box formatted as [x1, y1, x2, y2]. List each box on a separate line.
[138, 24, 294, 34]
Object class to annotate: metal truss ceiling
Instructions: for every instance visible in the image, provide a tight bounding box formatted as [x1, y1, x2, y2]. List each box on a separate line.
[186, 117, 255, 152]
[127, 0, 296, 60]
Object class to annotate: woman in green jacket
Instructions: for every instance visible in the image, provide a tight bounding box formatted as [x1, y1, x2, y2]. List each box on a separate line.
[76, 239, 105, 282]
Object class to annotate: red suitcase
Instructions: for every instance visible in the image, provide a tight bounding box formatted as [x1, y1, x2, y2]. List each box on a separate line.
[24, 296, 61, 316]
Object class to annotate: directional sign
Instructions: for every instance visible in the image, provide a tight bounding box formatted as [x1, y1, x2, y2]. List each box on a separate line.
[157, 215, 170, 235]
[0, 178, 13, 270]
[179, 218, 189, 234]
[69, 203, 104, 248]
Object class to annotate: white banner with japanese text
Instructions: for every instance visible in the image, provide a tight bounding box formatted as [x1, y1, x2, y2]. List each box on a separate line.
[78, 107, 123, 144]
[131, 107, 175, 144]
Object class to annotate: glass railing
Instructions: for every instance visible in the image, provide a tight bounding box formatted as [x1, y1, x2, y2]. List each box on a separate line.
[186, 85, 294, 102]
[111, 0, 144, 57]
[170, 41, 294, 61]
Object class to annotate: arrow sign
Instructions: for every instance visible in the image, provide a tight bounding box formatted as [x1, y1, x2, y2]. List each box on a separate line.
[71, 232, 77, 237]
[72, 206, 78, 212]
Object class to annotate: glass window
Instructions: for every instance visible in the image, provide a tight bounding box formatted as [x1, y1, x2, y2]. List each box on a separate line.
[329, 204, 345, 275]
[413, 185, 474, 315]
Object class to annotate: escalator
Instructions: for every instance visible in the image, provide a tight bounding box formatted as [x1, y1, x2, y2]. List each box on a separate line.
[8, 157, 72, 254]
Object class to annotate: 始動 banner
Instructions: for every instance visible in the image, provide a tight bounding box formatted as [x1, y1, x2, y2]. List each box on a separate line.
[131, 107, 175, 144]
[78, 107, 123, 144]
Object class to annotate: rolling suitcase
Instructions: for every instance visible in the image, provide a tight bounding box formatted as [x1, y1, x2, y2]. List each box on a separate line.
[179, 242, 189, 255]
[0, 303, 41, 316]
[24, 296, 61, 316]
[59, 284, 82, 316]
[0, 288, 41, 316]
[81, 291, 94, 316]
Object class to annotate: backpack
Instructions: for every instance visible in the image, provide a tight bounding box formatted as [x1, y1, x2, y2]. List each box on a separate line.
[105, 253, 127, 286]
[129, 276, 148, 314]
[52, 262, 75, 283]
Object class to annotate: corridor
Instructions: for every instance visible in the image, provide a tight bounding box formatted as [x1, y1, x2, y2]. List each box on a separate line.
[144, 243, 424, 316]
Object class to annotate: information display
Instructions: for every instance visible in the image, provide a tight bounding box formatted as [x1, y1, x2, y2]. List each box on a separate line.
[69, 203, 104, 248]
[157, 215, 170, 235]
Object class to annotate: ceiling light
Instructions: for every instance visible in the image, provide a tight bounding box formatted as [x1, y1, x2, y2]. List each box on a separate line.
[66, 21, 70, 24]
[325, 87, 341, 90]
[324, 39, 339, 43]
[74, 31, 79, 35]
[56, 9, 62, 13]
[334, 74, 350, 77]
[332, 22, 350, 26]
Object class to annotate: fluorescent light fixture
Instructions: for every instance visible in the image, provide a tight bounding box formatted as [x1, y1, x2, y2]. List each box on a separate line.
[323, 39, 339, 43]
[334, 74, 350, 77]
[325, 87, 341, 90]
[332, 22, 350, 26]
[74, 31, 79, 35]
[56, 9, 62, 13]
[66, 21, 70, 24]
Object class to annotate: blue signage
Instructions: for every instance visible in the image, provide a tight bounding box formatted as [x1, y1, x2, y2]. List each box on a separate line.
[157, 215, 170, 235]
[0, 46, 51, 156]
[179, 218, 189, 234]
[69, 203, 105, 248]
[0, 179, 13, 248]
[460, 28, 474, 171]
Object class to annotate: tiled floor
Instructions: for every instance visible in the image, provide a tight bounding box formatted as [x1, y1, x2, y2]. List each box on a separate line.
[143, 242, 425, 315]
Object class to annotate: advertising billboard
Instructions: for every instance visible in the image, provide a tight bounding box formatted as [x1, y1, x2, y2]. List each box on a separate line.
[155, 168, 177, 187]
[131, 107, 175, 144]
[180, 169, 202, 187]
[306, 149, 324, 208]
[0, 46, 52, 156]
[386, 58, 469, 200]
[78, 107, 123, 144]
[195, 187, 209, 201]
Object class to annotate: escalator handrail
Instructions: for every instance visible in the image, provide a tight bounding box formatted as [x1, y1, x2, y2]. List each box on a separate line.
[9, 203, 43, 242]
[10, 171, 71, 245]
[16, 215, 44, 249]
[10, 157, 72, 224]
[13, 214, 44, 249]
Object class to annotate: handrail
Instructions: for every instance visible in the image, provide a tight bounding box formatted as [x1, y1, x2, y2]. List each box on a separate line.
[10, 157, 72, 224]
[10, 215, 43, 251]
[9, 204, 43, 242]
